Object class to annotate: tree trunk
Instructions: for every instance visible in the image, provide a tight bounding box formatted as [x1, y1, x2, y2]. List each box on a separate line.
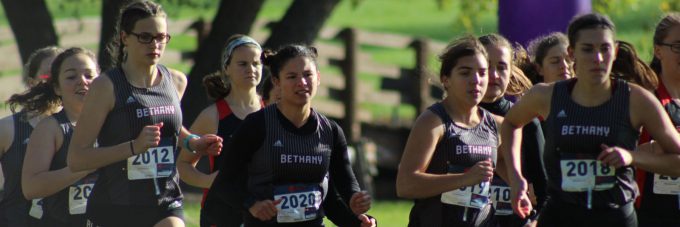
[263, 0, 340, 49]
[98, 0, 127, 71]
[181, 0, 264, 125]
[1, 0, 58, 64]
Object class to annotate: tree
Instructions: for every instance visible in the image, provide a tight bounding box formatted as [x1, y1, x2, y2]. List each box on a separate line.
[263, 0, 340, 49]
[181, 0, 265, 125]
[1, 0, 58, 64]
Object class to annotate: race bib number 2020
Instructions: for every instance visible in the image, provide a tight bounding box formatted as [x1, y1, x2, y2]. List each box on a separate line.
[273, 184, 323, 223]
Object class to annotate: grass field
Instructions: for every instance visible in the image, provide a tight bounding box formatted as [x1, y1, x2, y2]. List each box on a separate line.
[182, 200, 413, 227]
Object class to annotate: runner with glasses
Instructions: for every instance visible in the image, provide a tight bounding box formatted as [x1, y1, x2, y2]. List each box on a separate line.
[127, 31, 171, 45]
[636, 12, 680, 227]
[67, 1, 222, 226]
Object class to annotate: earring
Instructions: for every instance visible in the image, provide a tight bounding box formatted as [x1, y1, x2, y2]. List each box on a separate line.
[122, 46, 128, 62]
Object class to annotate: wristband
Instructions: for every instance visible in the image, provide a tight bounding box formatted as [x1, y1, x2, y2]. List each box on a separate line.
[129, 140, 135, 155]
[183, 134, 200, 153]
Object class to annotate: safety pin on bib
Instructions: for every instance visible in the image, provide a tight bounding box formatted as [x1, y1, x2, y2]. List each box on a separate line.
[153, 174, 160, 195]
[587, 187, 593, 210]
[462, 207, 468, 222]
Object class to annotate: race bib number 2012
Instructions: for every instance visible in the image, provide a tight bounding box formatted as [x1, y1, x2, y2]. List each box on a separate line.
[127, 145, 175, 180]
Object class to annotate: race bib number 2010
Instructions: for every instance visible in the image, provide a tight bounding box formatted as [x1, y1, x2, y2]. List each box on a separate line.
[490, 178, 512, 215]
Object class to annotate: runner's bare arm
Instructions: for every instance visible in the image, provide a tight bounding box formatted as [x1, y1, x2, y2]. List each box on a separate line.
[396, 110, 492, 199]
[0, 115, 15, 159]
[629, 85, 680, 176]
[177, 104, 219, 188]
[67, 74, 135, 171]
[22, 117, 90, 199]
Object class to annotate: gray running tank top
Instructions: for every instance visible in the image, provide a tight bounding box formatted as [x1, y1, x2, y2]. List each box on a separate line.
[408, 102, 499, 227]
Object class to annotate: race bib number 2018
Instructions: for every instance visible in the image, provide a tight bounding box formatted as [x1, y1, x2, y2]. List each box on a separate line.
[560, 154, 615, 192]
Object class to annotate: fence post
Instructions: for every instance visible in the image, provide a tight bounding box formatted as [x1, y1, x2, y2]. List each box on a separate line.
[410, 38, 430, 116]
[338, 28, 360, 144]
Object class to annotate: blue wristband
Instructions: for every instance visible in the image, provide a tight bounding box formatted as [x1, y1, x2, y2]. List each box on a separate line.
[183, 134, 200, 152]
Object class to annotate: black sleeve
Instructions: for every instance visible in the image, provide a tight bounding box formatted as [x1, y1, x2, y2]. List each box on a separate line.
[208, 110, 266, 211]
[323, 176, 363, 227]
[328, 120, 361, 205]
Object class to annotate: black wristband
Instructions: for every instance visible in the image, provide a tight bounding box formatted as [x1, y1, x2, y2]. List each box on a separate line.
[129, 140, 135, 155]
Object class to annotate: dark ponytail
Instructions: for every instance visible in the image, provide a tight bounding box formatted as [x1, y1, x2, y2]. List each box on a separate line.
[612, 40, 658, 91]
[202, 72, 229, 101]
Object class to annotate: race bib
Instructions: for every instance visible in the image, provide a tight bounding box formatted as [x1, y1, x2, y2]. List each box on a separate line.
[653, 174, 680, 195]
[69, 173, 97, 214]
[560, 154, 615, 192]
[490, 178, 512, 215]
[127, 138, 175, 180]
[273, 184, 323, 223]
[29, 198, 43, 219]
[441, 164, 490, 209]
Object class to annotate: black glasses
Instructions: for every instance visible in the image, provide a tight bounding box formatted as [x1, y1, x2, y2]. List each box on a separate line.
[128, 32, 171, 44]
[658, 42, 680, 54]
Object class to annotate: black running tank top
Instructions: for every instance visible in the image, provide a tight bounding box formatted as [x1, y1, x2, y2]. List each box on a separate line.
[89, 65, 183, 209]
[0, 112, 34, 227]
[544, 78, 639, 208]
[42, 110, 98, 225]
[246, 105, 332, 225]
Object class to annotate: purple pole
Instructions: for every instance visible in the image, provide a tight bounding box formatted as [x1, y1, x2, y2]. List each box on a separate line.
[498, 0, 591, 47]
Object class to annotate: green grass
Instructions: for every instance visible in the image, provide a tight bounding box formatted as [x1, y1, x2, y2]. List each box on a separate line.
[167, 34, 198, 52]
[0, 69, 22, 78]
[182, 200, 413, 227]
